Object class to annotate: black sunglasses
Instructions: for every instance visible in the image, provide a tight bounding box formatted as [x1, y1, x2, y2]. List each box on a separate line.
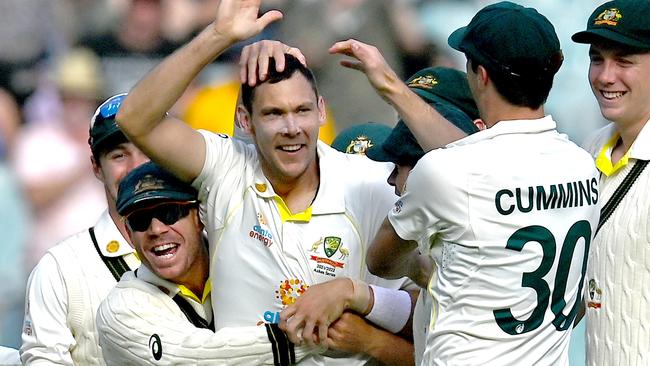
[125, 201, 196, 232]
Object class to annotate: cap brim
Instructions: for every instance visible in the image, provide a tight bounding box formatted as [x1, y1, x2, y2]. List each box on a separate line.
[365, 144, 396, 164]
[572, 29, 650, 49]
[447, 26, 468, 51]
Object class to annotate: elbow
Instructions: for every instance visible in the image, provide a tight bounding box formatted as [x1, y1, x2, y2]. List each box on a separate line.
[366, 248, 391, 277]
[115, 102, 137, 137]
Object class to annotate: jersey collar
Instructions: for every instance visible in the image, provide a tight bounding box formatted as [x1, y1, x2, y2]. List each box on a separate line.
[447, 115, 557, 148]
[594, 118, 650, 176]
[135, 265, 211, 304]
[249, 141, 347, 218]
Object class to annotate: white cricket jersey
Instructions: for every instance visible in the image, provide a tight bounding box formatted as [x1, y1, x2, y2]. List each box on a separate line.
[389, 117, 600, 366]
[97, 266, 317, 365]
[582, 121, 650, 366]
[193, 131, 412, 365]
[21, 210, 138, 366]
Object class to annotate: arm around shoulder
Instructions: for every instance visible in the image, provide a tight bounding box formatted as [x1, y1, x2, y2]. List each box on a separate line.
[97, 284, 314, 365]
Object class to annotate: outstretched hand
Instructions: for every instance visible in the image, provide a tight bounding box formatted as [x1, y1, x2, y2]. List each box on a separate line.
[212, 0, 283, 46]
[329, 39, 402, 99]
[239, 40, 307, 86]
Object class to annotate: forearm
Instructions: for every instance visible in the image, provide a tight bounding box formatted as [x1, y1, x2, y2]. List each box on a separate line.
[365, 329, 415, 366]
[98, 293, 316, 365]
[117, 26, 233, 140]
[380, 80, 466, 151]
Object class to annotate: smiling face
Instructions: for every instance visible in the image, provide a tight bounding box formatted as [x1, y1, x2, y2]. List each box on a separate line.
[93, 141, 150, 208]
[126, 202, 207, 284]
[589, 44, 650, 127]
[242, 72, 326, 186]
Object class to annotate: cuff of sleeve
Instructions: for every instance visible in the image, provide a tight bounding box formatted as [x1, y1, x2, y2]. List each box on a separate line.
[365, 286, 411, 333]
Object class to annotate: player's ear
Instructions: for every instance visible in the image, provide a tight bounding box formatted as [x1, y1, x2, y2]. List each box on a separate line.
[236, 104, 254, 134]
[477, 65, 489, 86]
[473, 118, 487, 131]
[317, 95, 326, 127]
[91, 155, 104, 182]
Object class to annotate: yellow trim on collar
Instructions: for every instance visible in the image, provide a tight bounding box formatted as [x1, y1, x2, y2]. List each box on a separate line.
[178, 278, 212, 304]
[595, 133, 629, 176]
[273, 196, 312, 222]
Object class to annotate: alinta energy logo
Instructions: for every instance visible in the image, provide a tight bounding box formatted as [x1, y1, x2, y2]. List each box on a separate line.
[249, 224, 273, 247]
[276, 279, 309, 306]
[259, 279, 310, 325]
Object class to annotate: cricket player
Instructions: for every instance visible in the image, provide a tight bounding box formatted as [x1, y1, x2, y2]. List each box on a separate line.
[572, 1, 650, 365]
[355, 2, 599, 365]
[285, 66, 483, 366]
[97, 162, 317, 365]
[114, 1, 415, 364]
[21, 94, 148, 364]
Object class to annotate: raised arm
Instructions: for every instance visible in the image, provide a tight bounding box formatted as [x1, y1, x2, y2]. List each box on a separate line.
[328, 39, 466, 151]
[116, 0, 282, 182]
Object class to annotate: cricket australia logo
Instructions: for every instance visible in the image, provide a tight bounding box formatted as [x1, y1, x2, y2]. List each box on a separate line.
[344, 136, 374, 155]
[309, 236, 347, 276]
[594, 8, 622, 26]
[408, 75, 438, 90]
[134, 174, 165, 194]
[324, 236, 342, 257]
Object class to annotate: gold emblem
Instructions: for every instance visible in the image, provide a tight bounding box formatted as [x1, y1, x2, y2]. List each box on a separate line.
[344, 135, 373, 155]
[407, 75, 438, 90]
[106, 240, 120, 253]
[594, 8, 622, 26]
[134, 174, 165, 194]
[255, 183, 267, 192]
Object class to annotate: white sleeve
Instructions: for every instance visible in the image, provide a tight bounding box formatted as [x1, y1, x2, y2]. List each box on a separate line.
[97, 286, 317, 365]
[388, 152, 460, 245]
[20, 255, 75, 365]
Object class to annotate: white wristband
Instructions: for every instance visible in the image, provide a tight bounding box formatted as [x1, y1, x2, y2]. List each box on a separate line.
[365, 286, 411, 333]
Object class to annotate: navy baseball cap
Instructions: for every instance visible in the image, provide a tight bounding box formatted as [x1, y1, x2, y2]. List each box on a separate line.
[331, 122, 392, 155]
[448, 1, 563, 79]
[89, 93, 128, 155]
[405, 67, 480, 121]
[572, 0, 650, 50]
[117, 162, 198, 216]
[367, 101, 477, 166]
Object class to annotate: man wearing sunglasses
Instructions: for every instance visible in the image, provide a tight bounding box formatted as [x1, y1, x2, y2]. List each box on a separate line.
[115, 1, 419, 365]
[21, 94, 149, 365]
[97, 161, 316, 365]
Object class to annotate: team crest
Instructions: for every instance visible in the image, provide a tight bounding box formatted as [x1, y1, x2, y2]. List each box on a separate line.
[345, 136, 374, 155]
[408, 75, 438, 90]
[134, 174, 165, 194]
[594, 8, 622, 26]
[323, 236, 342, 258]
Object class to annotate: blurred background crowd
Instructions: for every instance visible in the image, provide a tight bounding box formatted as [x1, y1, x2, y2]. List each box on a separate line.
[0, 0, 606, 351]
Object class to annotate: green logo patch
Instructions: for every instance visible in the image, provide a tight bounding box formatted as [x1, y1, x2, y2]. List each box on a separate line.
[323, 236, 342, 258]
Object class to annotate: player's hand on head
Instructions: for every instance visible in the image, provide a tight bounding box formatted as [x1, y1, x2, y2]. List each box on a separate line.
[212, 0, 283, 45]
[328, 39, 400, 98]
[239, 40, 307, 86]
[279, 278, 355, 347]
